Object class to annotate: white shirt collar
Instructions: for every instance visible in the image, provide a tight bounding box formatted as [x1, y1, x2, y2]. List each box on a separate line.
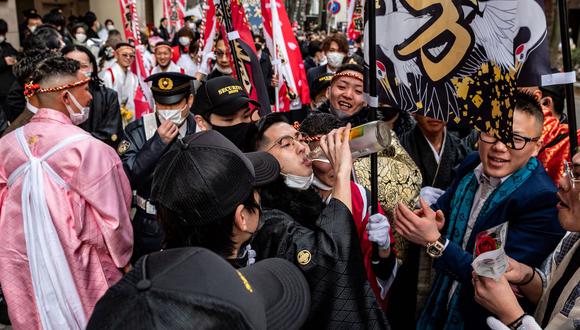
[423, 127, 447, 164]
[473, 163, 511, 187]
[178, 120, 188, 138]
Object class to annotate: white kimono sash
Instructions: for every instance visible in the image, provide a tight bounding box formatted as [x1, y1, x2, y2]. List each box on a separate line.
[7, 128, 90, 330]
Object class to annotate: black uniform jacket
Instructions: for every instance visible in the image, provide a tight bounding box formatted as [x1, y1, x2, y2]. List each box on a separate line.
[253, 198, 390, 329]
[80, 84, 123, 148]
[118, 114, 196, 197]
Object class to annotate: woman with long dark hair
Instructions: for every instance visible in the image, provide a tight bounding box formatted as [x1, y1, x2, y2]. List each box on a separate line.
[62, 44, 123, 147]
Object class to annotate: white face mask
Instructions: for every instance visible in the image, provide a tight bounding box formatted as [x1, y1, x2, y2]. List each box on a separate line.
[312, 176, 333, 191]
[156, 103, 187, 126]
[106, 25, 115, 31]
[28, 25, 37, 33]
[179, 37, 191, 47]
[64, 91, 90, 125]
[282, 173, 314, 190]
[0, 35, 5, 43]
[26, 100, 39, 114]
[75, 33, 87, 43]
[326, 51, 345, 68]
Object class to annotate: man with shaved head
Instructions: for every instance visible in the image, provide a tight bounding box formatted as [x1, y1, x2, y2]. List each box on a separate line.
[0, 56, 133, 330]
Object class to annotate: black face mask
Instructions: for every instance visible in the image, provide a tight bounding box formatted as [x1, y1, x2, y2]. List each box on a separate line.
[212, 122, 258, 152]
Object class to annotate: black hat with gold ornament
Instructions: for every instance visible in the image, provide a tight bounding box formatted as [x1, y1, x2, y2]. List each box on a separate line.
[145, 72, 195, 105]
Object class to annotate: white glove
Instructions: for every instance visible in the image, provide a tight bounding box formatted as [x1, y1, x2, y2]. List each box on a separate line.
[366, 213, 391, 250]
[197, 51, 215, 75]
[419, 186, 445, 206]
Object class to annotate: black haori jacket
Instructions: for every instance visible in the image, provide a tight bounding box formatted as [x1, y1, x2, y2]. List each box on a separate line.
[253, 180, 390, 329]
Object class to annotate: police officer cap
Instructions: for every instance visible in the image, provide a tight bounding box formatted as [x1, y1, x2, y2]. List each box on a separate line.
[23, 8, 41, 19]
[145, 72, 195, 105]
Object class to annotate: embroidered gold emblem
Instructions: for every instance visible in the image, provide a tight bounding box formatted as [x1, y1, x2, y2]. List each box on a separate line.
[27, 135, 39, 145]
[158, 77, 173, 90]
[117, 140, 130, 155]
[297, 250, 312, 265]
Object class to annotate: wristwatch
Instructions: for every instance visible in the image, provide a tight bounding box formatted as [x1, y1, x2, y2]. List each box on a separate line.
[425, 236, 447, 258]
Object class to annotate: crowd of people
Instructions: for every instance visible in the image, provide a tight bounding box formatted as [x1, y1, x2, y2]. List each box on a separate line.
[0, 7, 577, 330]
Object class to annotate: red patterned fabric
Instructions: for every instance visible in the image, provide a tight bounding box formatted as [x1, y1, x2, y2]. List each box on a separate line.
[537, 108, 580, 185]
[351, 181, 395, 310]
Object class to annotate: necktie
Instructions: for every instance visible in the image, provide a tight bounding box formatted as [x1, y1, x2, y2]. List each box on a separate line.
[463, 176, 494, 248]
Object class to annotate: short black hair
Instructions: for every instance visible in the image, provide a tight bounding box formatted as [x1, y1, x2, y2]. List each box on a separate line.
[42, 12, 65, 28]
[308, 40, 322, 57]
[84, 11, 97, 26]
[540, 84, 564, 116]
[13, 49, 58, 84]
[0, 19, 7, 35]
[31, 56, 80, 86]
[254, 35, 265, 44]
[157, 189, 259, 258]
[335, 63, 364, 76]
[104, 19, 114, 26]
[23, 26, 62, 51]
[514, 90, 544, 134]
[300, 111, 344, 136]
[255, 112, 289, 150]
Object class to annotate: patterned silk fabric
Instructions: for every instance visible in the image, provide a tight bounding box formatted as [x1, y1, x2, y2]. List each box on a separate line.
[538, 108, 580, 185]
[354, 131, 422, 260]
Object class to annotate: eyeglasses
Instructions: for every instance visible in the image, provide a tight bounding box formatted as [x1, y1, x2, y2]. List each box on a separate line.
[267, 132, 306, 151]
[215, 50, 229, 58]
[479, 132, 540, 150]
[120, 53, 135, 58]
[564, 161, 580, 188]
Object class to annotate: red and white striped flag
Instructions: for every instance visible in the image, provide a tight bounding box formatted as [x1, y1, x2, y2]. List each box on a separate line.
[119, 0, 153, 119]
[261, 0, 310, 112]
[163, 0, 186, 39]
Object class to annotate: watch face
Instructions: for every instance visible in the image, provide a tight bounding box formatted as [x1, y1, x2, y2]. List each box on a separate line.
[427, 241, 443, 257]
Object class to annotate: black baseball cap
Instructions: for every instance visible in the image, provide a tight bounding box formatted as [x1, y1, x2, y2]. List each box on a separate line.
[145, 72, 195, 105]
[310, 73, 333, 99]
[150, 130, 279, 225]
[193, 76, 260, 117]
[86, 247, 311, 330]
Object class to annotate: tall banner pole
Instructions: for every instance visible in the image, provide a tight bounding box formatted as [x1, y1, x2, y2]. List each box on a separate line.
[271, 0, 280, 112]
[557, 0, 578, 155]
[367, 0, 378, 215]
[366, 0, 380, 262]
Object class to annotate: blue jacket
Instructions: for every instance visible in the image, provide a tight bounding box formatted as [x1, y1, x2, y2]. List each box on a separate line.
[431, 152, 565, 329]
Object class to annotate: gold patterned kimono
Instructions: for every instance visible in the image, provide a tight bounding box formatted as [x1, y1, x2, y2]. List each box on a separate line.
[353, 130, 422, 260]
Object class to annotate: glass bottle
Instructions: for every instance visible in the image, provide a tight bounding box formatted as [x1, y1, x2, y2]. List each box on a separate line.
[308, 120, 392, 160]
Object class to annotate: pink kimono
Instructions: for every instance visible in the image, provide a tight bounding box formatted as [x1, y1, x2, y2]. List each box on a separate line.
[0, 108, 133, 329]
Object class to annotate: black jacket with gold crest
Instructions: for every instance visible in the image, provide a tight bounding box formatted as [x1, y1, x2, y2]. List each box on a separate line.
[253, 180, 390, 330]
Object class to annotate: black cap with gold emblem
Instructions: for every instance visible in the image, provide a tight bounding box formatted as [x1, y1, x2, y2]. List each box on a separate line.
[145, 72, 195, 105]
